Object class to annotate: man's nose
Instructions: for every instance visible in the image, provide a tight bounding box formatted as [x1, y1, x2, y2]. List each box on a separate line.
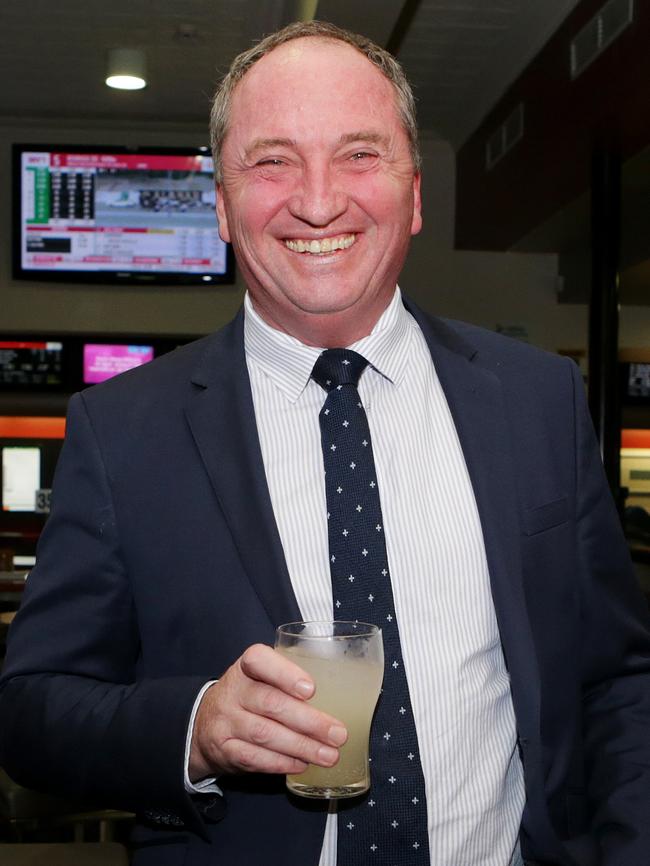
[287, 164, 348, 226]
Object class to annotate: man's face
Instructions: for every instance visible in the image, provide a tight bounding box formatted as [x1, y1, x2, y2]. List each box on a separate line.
[216, 38, 422, 347]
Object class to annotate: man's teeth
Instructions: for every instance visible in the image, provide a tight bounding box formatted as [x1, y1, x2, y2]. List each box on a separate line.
[284, 234, 356, 254]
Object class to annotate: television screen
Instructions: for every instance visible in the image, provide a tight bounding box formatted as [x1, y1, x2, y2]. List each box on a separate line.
[627, 363, 650, 399]
[0, 422, 65, 548]
[2, 446, 41, 512]
[0, 340, 64, 387]
[83, 343, 154, 384]
[13, 144, 234, 285]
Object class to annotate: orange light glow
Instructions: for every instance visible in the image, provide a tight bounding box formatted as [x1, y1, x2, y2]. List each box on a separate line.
[0, 417, 66, 439]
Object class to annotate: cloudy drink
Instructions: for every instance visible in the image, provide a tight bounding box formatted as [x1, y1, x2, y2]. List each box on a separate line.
[275, 621, 384, 799]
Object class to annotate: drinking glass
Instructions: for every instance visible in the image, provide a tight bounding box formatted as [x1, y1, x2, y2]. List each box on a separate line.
[275, 620, 384, 799]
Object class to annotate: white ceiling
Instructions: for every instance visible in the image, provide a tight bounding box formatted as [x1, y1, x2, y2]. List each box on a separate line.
[398, 0, 581, 143]
[0, 0, 581, 147]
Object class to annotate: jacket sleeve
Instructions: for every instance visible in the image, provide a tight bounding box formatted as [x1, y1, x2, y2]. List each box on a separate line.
[572, 363, 650, 863]
[0, 392, 214, 834]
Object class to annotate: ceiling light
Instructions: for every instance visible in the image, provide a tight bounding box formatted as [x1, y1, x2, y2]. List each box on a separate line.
[105, 49, 147, 91]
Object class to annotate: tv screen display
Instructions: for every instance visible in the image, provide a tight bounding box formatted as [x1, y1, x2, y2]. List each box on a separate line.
[0, 340, 64, 387]
[0, 420, 66, 525]
[2, 446, 41, 512]
[13, 144, 234, 286]
[83, 343, 154, 384]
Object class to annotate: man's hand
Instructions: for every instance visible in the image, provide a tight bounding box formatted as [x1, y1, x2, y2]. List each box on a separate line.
[189, 644, 347, 782]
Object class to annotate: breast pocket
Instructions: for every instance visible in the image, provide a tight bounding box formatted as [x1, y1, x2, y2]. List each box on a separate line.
[522, 496, 569, 536]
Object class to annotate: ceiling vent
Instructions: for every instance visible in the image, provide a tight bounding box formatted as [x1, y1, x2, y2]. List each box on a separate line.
[570, 0, 634, 79]
[485, 103, 524, 171]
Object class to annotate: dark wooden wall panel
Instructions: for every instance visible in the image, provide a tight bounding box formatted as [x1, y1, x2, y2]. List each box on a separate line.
[455, 0, 650, 251]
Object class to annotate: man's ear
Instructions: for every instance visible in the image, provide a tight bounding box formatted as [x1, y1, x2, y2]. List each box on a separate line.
[411, 172, 422, 237]
[215, 184, 231, 243]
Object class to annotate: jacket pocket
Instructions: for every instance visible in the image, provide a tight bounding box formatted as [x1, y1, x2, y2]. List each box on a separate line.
[522, 497, 569, 536]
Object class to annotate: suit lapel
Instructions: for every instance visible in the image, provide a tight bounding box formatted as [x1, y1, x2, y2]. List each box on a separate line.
[406, 300, 541, 745]
[183, 311, 302, 629]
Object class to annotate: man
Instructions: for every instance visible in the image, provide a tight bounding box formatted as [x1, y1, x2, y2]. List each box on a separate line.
[1, 21, 650, 866]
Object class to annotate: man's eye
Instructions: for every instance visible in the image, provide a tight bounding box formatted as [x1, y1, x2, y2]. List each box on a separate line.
[350, 151, 374, 161]
[257, 158, 284, 167]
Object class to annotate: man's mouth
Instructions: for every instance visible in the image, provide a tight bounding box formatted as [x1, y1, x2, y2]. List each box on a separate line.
[284, 233, 356, 255]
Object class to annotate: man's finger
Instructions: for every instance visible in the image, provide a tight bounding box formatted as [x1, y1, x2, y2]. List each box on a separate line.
[240, 682, 347, 749]
[239, 643, 314, 699]
[229, 710, 342, 768]
[222, 739, 309, 775]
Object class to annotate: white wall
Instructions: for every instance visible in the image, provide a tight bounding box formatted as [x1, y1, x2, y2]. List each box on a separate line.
[400, 136, 588, 354]
[620, 307, 650, 351]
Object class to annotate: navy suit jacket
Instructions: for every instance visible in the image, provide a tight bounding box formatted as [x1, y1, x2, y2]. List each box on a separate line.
[2, 297, 650, 866]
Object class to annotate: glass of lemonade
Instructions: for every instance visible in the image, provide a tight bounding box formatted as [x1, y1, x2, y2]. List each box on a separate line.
[275, 620, 384, 799]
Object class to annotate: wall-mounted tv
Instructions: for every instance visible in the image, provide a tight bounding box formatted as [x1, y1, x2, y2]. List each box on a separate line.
[0, 340, 64, 387]
[13, 144, 234, 286]
[0, 333, 193, 400]
[2, 445, 41, 512]
[0, 419, 66, 545]
[83, 343, 154, 384]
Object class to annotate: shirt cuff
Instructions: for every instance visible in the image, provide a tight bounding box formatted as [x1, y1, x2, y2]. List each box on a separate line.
[183, 680, 223, 795]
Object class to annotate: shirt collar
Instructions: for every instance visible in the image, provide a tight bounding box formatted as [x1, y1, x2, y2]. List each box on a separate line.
[244, 288, 412, 403]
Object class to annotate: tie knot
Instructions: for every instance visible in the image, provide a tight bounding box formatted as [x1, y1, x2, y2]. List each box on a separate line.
[311, 349, 368, 392]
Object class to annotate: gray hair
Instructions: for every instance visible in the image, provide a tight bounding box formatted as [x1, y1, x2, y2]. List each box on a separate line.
[209, 20, 420, 182]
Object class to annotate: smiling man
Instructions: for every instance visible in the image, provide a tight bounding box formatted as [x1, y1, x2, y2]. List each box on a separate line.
[2, 20, 650, 866]
[213, 35, 421, 347]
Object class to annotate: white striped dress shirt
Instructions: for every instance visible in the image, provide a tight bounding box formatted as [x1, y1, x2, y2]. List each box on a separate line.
[243, 288, 525, 866]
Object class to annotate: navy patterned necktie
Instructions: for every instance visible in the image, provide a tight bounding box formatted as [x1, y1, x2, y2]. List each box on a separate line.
[312, 348, 430, 865]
